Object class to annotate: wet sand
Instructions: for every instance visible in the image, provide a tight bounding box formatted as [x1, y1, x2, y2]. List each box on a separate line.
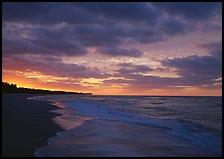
[36, 119, 218, 157]
[2, 94, 63, 157]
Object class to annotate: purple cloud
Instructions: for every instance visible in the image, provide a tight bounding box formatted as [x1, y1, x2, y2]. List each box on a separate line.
[98, 47, 143, 57]
[152, 2, 221, 20]
[3, 55, 109, 79]
[158, 18, 188, 36]
[3, 2, 220, 58]
[75, 2, 161, 24]
[115, 63, 153, 74]
[161, 42, 222, 87]
[104, 42, 222, 89]
[2, 2, 222, 92]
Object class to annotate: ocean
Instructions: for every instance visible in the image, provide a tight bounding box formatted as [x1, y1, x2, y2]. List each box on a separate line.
[29, 95, 222, 157]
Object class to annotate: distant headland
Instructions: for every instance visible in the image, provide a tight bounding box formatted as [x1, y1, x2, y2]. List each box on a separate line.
[2, 82, 92, 95]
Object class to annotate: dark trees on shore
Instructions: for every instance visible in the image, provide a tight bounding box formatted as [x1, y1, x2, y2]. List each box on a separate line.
[2, 82, 92, 95]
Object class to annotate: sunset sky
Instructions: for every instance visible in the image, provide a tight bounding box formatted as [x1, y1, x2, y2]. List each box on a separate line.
[2, 2, 222, 96]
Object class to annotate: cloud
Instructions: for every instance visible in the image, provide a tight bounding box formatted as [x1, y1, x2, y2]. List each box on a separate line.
[158, 18, 188, 36]
[75, 2, 160, 24]
[3, 54, 108, 79]
[116, 62, 153, 74]
[108, 62, 180, 88]
[2, 2, 222, 59]
[2, 2, 101, 25]
[152, 2, 221, 20]
[103, 75, 182, 89]
[2, 2, 161, 25]
[2, 23, 88, 56]
[3, 2, 47, 23]
[72, 25, 123, 47]
[161, 42, 222, 86]
[3, 2, 214, 58]
[2, 20, 161, 57]
[196, 42, 222, 57]
[162, 55, 221, 85]
[103, 42, 222, 89]
[97, 47, 143, 57]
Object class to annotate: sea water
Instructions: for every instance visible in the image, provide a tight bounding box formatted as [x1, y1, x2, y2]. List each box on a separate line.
[29, 95, 222, 157]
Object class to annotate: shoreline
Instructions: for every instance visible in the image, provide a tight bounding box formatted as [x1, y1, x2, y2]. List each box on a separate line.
[33, 96, 219, 157]
[3, 94, 221, 157]
[2, 94, 64, 157]
[35, 119, 218, 157]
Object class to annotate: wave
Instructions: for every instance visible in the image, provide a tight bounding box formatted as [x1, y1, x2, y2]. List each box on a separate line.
[30, 95, 222, 156]
[65, 97, 222, 154]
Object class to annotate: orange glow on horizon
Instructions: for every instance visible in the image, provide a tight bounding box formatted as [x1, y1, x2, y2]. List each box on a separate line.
[2, 80, 221, 96]
[2, 70, 222, 96]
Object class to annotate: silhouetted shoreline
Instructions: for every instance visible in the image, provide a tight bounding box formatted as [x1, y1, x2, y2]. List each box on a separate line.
[2, 82, 92, 95]
[2, 94, 63, 157]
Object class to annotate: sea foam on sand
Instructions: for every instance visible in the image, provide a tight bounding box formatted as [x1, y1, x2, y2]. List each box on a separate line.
[35, 119, 217, 157]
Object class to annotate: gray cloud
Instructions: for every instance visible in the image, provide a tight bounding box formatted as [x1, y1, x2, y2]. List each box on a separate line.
[2, 2, 102, 25]
[75, 2, 160, 24]
[2, 2, 221, 58]
[162, 55, 221, 85]
[104, 42, 222, 89]
[2, 23, 88, 56]
[152, 2, 221, 20]
[3, 55, 108, 79]
[116, 63, 153, 74]
[161, 42, 222, 86]
[158, 18, 188, 36]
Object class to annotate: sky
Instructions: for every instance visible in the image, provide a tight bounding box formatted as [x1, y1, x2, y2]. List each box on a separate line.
[2, 2, 222, 96]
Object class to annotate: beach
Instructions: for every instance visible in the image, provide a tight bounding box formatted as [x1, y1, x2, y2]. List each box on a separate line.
[2, 94, 221, 157]
[36, 119, 218, 157]
[2, 94, 63, 157]
[33, 95, 221, 157]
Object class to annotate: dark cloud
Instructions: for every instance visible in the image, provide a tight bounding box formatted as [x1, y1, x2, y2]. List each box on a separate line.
[2, 2, 160, 25]
[3, 55, 108, 79]
[3, 2, 47, 23]
[103, 75, 183, 89]
[74, 24, 164, 46]
[105, 64, 180, 88]
[2, 2, 102, 25]
[116, 63, 153, 74]
[105, 42, 222, 89]
[158, 18, 188, 36]
[2, 19, 161, 57]
[152, 2, 221, 20]
[3, 37, 45, 55]
[72, 25, 122, 47]
[2, 23, 88, 56]
[161, 42, 222, 86]
[2, 2, 221, 58]
[162, 55, 221, 85]
[75, 2, 160, 24]
[3, 36, 87, 56]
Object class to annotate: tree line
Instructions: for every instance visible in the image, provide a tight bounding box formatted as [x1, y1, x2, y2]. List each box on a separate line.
[2, 82, 92, 95]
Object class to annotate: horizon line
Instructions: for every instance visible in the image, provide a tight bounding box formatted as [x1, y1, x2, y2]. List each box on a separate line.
[2, 81, 221, 97]
[93, 94, 222, 97]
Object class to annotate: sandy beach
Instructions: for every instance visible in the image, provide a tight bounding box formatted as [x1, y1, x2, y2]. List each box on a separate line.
[2, 94, 63, 157]
[2, 94, 221, 157]
[36, 119, 218, 157]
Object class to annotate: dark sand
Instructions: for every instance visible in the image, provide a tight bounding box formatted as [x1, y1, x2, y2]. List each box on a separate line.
[2, 94, 63, 157]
